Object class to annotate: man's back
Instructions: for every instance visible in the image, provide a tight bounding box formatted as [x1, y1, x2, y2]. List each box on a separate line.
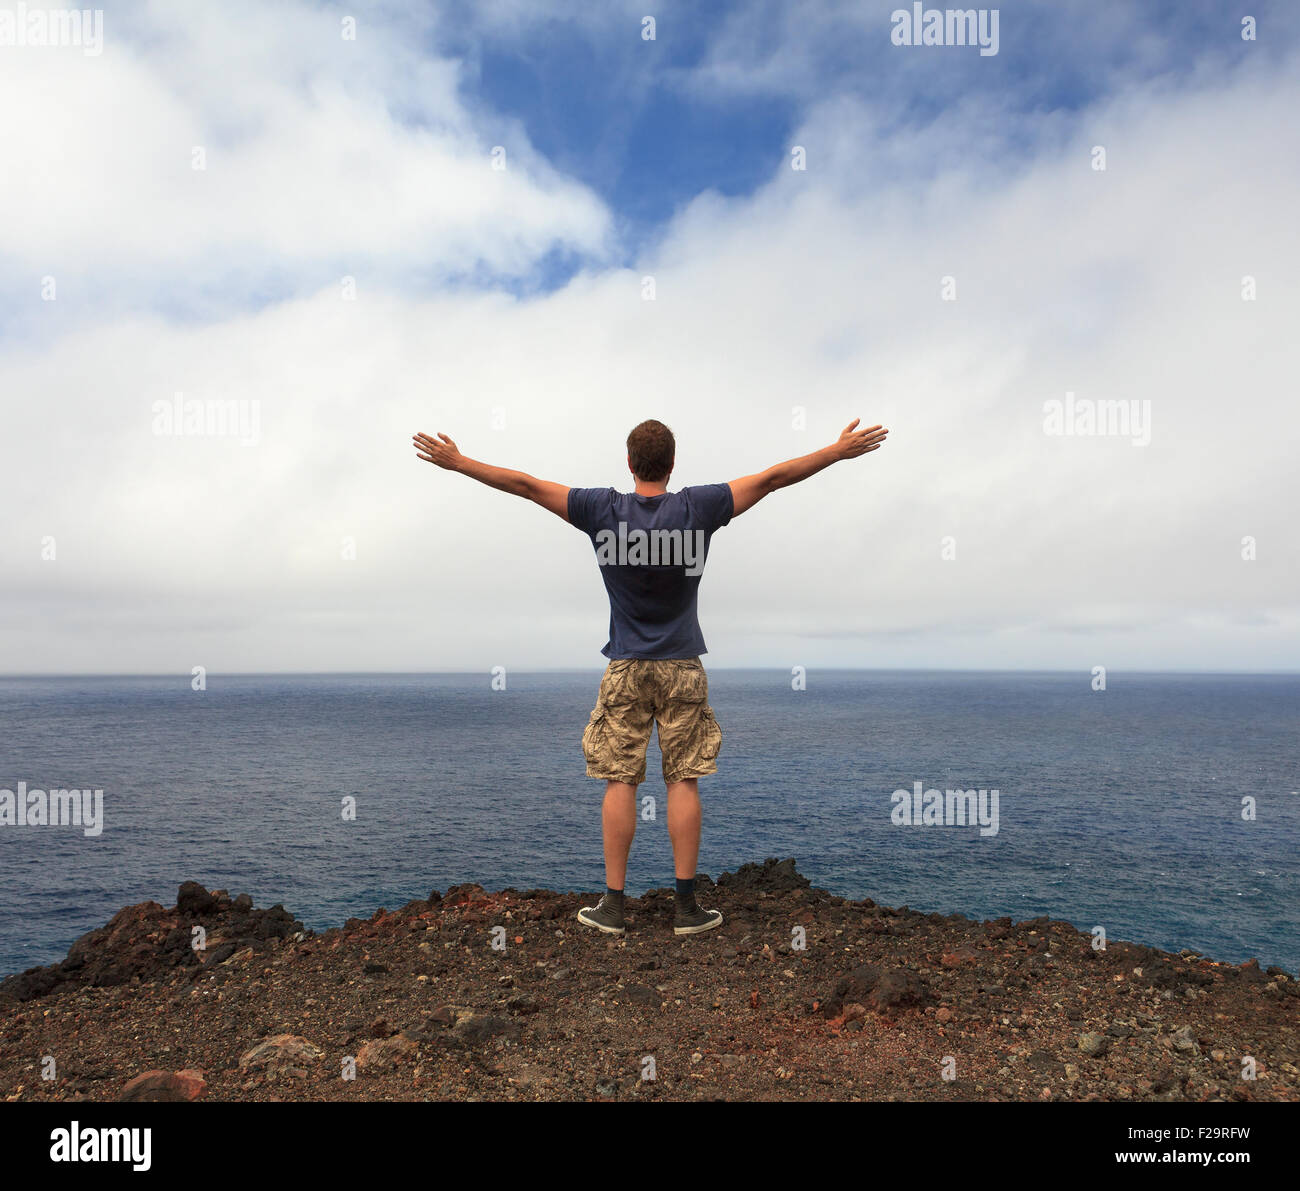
[567, 483, 734, 660]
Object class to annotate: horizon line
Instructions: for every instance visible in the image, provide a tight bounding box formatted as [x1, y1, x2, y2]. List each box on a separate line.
[3, 667, 1299, 679]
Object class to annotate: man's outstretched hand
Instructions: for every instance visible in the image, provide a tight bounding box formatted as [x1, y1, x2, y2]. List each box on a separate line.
[410, 432, 571, 520]
[728, 416, 890, 517]
[413, 431, 462, 470]
[833, 418, 889, 460]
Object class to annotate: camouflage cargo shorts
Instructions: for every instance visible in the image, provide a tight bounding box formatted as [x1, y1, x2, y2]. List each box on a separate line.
[581, 657, 723, 785]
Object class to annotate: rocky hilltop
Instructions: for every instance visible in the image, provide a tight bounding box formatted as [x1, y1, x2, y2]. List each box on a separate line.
[1, 861, 1296, 1102]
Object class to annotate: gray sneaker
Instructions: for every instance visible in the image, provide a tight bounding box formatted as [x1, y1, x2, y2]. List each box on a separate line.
[577, 894, 626, 936]
[674, 903, 723, 935]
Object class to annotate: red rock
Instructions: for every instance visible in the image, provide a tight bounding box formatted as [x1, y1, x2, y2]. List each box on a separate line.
[356, 1034, 418, 1071]
[120, 1069, 207, 1102]
[238, 1034, 324, 1075]
[1239, 959, 1266, 983]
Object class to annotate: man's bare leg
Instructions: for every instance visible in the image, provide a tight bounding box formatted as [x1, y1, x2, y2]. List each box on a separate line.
[667, 777, 722, 934]
[602, 780, 638, 890]
[665, 778, 701, 879]
[578, 780, 637, 936]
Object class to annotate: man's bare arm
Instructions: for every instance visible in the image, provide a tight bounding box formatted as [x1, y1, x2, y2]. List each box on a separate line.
[412, 431, 570, 522]
[729, 418, 888, 517]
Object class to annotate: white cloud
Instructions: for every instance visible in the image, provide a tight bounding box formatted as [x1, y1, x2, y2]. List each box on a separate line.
[2, 8, 1297, 673]
[0, 0, 610, 307]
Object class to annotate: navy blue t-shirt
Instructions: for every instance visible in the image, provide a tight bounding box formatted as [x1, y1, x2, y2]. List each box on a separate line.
[568, 484, 734, 659]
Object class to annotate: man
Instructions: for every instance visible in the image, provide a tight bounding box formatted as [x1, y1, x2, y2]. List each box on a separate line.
[412, 416, 889, 937]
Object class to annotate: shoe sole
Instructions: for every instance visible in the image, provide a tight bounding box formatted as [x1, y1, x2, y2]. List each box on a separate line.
[674, 913, 723, 936]
[577, 908, 626, 936]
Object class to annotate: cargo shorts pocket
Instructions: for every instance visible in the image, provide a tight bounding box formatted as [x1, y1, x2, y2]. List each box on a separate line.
[581, 706, 607, 766]
[666, 659, 707, 703]
[699, 706, 722, 762]
[599, 659, 639, 707]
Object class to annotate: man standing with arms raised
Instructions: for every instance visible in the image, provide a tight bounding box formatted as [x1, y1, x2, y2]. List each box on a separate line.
[412, 417, 888, 936]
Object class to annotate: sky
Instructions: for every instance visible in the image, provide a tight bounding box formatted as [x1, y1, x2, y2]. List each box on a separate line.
[1, 0, 1298, 674]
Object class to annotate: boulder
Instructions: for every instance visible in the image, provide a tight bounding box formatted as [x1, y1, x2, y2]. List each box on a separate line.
[238, 1034, 324, 1076]
[119, 1069, 207, 1102]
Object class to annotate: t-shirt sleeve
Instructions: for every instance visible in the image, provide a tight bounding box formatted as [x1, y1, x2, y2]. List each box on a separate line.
[687, 483, 735, 533]
[567, 487, 611, 534]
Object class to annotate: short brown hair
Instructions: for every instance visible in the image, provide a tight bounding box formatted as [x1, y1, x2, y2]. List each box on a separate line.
[626, 419, 675, 482]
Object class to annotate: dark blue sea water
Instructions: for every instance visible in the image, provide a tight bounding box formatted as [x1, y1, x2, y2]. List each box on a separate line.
[1, 671, 1297, 977]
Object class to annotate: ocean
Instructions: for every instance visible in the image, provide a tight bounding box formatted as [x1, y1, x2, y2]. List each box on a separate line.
[1, 671, 1297, 977]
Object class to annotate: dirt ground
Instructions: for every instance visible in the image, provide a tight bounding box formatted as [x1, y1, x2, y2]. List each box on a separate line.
[2, 860, 1296, 1102]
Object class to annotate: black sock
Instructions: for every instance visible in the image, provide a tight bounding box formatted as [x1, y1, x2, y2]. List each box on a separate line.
[606, 886, 624, 899]
[675, 877, 696, 904]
